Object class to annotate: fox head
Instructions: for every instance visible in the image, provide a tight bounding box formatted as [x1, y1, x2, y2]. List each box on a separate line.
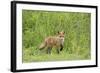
[58, 31, 65, 38]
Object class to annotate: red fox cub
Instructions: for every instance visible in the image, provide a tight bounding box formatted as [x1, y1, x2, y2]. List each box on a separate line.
[39, 31, 65, 54]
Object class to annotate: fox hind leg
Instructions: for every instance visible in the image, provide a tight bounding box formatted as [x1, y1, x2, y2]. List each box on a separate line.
[46, 47, 52, 54]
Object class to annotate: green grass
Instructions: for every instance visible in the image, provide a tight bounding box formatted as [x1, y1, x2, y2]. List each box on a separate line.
[22, 10, 91, 63]
[23, 47, 90, 63]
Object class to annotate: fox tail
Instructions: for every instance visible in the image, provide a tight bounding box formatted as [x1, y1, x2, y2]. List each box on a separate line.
[39, 42, 46, 50]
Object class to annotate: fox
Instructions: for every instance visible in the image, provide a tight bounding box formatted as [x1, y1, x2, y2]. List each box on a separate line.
[39, 31, 65, 54]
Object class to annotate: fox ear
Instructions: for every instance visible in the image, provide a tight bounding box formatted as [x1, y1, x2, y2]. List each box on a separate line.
[58, 31, 59, 34]
[63, 31, 65, 34]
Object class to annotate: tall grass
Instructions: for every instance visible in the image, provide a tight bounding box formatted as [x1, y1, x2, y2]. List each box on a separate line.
[22, 10, 91, 63]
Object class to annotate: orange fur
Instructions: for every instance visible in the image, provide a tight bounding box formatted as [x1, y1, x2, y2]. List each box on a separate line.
[39, 31, 65, 54]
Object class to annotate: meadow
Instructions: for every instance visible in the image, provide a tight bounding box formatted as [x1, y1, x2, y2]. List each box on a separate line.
[22, 10, 91, 63]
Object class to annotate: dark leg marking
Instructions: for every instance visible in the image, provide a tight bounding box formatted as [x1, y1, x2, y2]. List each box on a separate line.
[60, 44, 63, 51]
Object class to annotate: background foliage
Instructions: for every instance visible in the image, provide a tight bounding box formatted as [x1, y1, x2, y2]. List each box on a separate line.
[22, 10, 91, 62]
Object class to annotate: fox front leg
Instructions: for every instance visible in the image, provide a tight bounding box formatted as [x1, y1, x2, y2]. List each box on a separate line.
[56, 48, 60, 54]
[60, 44, 63, 51]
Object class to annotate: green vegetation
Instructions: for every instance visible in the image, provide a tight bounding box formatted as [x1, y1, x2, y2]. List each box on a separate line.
[22, 10, 91, 63]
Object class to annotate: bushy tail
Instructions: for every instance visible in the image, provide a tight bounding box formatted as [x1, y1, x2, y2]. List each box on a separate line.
[39, 42, 46, 50]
